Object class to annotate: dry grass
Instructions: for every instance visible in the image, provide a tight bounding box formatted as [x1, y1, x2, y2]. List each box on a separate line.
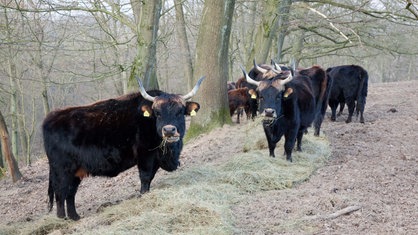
[1, 122, 331, 235]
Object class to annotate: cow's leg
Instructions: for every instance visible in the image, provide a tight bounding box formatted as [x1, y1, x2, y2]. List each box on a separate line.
[329, 100, 338, 121]
[244, 105, 251, 120]
[51, 169, 69, 219]
[138, 157, 159, 194]
[263, 127, 278, 158]
[345, 97, 355, 123]
[359, 111, 365, 123]
[55, 191, 66, 219]
[66, 177, 81, 220]
[296, 128, 305, 152]
[250, 99, 258, 120]
[358, 97, 366, 123]
[313, 113, 323, 136]
[337, 101, 345, 116]
[236, 108, 241, 124]
[284, 130, 298, 162]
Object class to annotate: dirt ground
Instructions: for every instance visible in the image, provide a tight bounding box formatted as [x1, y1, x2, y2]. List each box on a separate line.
[0, 80, 417, 234]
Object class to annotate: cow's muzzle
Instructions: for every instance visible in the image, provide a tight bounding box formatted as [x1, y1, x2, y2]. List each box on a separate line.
[162, 125, 180, 143]
[261, 108, 277, 120]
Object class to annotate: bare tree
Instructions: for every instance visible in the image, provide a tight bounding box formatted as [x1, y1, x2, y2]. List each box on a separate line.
[174, 0, 194, 91]
[0, 109, 22, 182]
[189, 0, 236, 136]
[130, 0, 162, 90]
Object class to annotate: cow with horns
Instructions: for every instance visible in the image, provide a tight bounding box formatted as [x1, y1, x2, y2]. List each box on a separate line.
[270, 60, 331, 136]
[241, 65, 315, 162]
[42, 76, 205, 220]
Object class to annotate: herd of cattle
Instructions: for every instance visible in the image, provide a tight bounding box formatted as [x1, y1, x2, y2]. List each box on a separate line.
[41, 60, 368, 220]
[228, 60, 368, 162]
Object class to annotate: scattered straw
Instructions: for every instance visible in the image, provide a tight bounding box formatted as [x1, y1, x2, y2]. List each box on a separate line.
[4, 121, 331, 234]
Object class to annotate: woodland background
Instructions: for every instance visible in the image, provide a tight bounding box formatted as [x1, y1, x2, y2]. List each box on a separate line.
[0, 0, 417, 177]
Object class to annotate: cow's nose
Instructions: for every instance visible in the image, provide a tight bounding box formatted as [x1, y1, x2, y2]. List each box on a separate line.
[162, 125, 177, 137]
[264, 108, 276, 118]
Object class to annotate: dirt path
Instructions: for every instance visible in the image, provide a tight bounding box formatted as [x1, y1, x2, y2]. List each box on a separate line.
[0, 80, 417, 234]
[232, 80, 418, 234]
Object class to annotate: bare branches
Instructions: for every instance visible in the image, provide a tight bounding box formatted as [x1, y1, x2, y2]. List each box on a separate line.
[406, 0, 418, 19]
[300, 3, 352, 43]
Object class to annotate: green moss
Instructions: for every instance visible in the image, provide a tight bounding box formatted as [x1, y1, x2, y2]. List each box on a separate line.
[185, 108, 231, 142]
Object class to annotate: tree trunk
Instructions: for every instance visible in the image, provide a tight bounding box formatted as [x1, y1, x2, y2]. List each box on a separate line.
[174, 0, 194, 91]
[275, 0, 292, 62]
[0, 142, 3, 169]
[129, 0, 162, 90]
[0, 110, 22, 182]
[188, 0, 235, 138]
[250, 0, 278, 64]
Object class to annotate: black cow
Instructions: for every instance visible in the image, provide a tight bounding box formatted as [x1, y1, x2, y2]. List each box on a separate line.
[267, 61, 331, 136]
[326, 65, 368, 123]
[297, 65, 331, 136]
[241, 66, 316, 162]
[235, 59, 288, 120]
[43, 76, 205, 220]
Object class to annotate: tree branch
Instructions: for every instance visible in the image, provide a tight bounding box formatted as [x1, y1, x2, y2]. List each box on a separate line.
[304, 205, 362, 220]
[406, 0, 418, 20]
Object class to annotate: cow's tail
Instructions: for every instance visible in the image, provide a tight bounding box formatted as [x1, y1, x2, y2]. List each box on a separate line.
[356, 68, 368, 115]
[48, 171, 54, 212]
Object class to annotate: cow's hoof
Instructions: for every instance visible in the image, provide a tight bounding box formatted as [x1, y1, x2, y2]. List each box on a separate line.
[68, 213, 81, 221]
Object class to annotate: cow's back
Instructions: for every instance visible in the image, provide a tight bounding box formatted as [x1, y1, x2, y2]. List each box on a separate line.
[42, 93, 158, 176]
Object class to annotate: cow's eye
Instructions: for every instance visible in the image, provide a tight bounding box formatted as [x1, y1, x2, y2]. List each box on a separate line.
[155, 111, 162, 118]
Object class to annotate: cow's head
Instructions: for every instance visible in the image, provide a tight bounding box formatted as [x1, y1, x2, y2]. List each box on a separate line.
[137, 76, 204, 142]
[240, 65, 293, 122]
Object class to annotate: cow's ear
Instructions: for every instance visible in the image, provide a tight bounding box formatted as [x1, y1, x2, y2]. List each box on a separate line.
[248, 89, 257, 99]
[283, 88, 293, 99]
[140, 105, 153, 117]
[185, 102, 200, 116]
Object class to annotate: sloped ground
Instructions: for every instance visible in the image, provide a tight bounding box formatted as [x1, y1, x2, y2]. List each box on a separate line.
[232, 80, 418, 234]
[0, 80, 417, 234]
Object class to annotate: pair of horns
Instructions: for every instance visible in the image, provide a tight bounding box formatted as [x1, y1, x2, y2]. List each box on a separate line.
[253, 59, 283, 75]
[136, 76, 206, 102]
[240, 65, 293, 87]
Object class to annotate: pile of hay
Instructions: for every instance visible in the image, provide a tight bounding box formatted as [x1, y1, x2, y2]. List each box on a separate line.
[3, 122, 331, 234]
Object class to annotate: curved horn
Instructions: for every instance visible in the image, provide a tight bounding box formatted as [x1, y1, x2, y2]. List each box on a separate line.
[136, 76, 155, 102]
[240, 65, 260, 86]
[182, 76, 206, 100]
[280, 72, 293, 86]
[270, 59, 282, 73]
[253, 59, 268, 74]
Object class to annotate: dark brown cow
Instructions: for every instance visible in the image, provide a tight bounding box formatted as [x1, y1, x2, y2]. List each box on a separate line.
[228, 87, 256, 123]
[227, 81, 236, 91]
[43, 76, 205, 220]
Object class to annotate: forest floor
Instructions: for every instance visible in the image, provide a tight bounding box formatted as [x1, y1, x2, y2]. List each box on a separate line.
[0, 80, 417, 234]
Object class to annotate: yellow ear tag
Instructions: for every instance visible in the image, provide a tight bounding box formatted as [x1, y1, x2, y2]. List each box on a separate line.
[190, 110, 197, 116]
[143, 110, 150, 117]
[284, 88, 293, 98]
[251, 94, 257, 99]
